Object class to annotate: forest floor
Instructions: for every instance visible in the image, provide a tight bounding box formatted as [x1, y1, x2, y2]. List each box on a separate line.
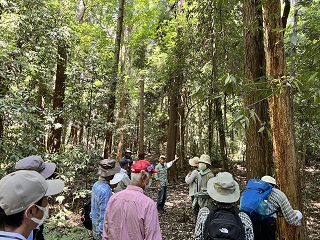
[45, 161, 320, 240]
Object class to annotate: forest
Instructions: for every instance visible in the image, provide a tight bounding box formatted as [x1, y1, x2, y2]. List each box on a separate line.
[0, 0, 319, 239]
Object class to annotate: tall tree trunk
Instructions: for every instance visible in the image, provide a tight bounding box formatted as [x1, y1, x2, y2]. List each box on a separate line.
[167, 0, 185, 182]
[178, 92, 186, 167]
[0, 77, 7, 163]
[243, 0, 272, 179]
[138, 78, 144, 154]
[36, 78, 47, 151]
[116, 41, 127, 161]
[47, 41, 67, 153]
[104, 0, 125, 158]
[215, 98, 228, 171]
[208, 3, 228, 170]
[264, 1, 305, 239]
[167, 87, 179, 181]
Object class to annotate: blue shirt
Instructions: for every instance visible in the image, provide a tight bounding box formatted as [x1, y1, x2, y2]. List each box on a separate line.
[0, 231, 27, 240]
[90, 177, 113, 240]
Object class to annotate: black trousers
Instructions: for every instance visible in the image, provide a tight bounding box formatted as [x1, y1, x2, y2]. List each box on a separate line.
[252, 217, 277, 240]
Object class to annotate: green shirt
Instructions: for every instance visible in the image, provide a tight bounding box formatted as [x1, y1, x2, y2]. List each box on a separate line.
[155, 160, 175, 186]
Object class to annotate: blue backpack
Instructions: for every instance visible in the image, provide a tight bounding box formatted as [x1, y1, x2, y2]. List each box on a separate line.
[239, 179, 275, 222]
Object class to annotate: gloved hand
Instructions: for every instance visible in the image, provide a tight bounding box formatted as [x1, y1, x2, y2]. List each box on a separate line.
[294, 210, 303, 220]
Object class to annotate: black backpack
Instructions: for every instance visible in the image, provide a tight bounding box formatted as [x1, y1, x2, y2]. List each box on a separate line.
[203, 205, 245, 240]
[80, 198, 92, 230]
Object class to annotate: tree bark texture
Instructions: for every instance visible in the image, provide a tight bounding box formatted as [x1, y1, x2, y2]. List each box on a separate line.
[243, 0, 272, 179]
[264, 1, 305, 239]
[104, 0, 125, 158]
[47, 41, 67, 153]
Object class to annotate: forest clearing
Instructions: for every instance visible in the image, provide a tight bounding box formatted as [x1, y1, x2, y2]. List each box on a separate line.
[0, 0, 319, 239]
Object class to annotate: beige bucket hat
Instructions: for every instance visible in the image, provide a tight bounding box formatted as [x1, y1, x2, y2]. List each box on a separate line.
[207, 172, 240, 203]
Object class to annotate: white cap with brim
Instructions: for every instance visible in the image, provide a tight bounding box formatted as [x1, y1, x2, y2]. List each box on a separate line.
[110, 172, 125, 185]
[0, 170, 64, 215]
[15, 155, 56, 179]
[207, 172, 240, 203]
[261, 175, 277, 185]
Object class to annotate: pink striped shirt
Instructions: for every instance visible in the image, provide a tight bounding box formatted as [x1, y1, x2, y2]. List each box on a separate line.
[103, 185, 162, 240]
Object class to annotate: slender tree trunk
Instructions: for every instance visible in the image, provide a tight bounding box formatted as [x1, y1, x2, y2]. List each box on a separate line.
[215, 98, 228, 171]
[47, 41, 67, 153]
[138, 78, 144, 154]
[243, 0, 272, 179]
[264, 1, 305, 239]
[178, 92, 186, 167]
[104, 0, 125, 158]
[116, 42, 127, 161]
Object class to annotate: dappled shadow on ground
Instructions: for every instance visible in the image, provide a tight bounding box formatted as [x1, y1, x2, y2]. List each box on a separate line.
[305, 163, 320, 240]
[147, 183, 195, 240]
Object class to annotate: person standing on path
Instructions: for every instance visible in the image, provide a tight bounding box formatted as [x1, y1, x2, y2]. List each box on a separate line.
[192, 154, 214, 218]
[102, 160, 161, 240]
[185, 156, 199, 221]
[121, 149, 133, 178]
[154, 154, 180, 213]
[90, 159, 120, 240]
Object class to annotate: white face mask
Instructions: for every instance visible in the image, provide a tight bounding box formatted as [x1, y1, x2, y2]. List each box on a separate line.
[31, 204, 49, 227]
[198, 163, 207, 171]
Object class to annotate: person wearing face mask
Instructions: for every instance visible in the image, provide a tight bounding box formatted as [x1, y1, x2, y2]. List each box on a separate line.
[192, 154, 214, 219]
[15, 155, 57, 240]
[102, 160, 162, 240]
[0, 170, 64, 240]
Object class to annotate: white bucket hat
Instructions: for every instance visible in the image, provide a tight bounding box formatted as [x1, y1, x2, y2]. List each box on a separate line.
[189, 157, 199, 167]
[261, 175, 277, 185]
[207, 172, 240, 203]
[198, 154, 211, 165]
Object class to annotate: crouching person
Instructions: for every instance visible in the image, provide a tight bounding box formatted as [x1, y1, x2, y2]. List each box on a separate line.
[0, 170, 64, 240]
[194, 172, 254, 240]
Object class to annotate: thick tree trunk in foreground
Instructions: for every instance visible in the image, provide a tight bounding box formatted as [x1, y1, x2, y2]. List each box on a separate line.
[243, 0, 272, 179]
[264, 0, 305, 239]
[47, 41, 67, 153]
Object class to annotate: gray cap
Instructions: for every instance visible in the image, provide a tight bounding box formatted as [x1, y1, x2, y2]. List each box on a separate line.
[0, 170, 64, 215]
[15, 155, 56, 179]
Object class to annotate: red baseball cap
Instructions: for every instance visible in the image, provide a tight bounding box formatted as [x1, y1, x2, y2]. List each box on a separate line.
[131, 160, 159, 174]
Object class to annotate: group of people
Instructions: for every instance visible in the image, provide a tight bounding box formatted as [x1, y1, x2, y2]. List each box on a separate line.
[0, 152, 304, 240]
[185, 154, 303, 240]
[90, 151, 180, 240]
[0, 155, 64, 240]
